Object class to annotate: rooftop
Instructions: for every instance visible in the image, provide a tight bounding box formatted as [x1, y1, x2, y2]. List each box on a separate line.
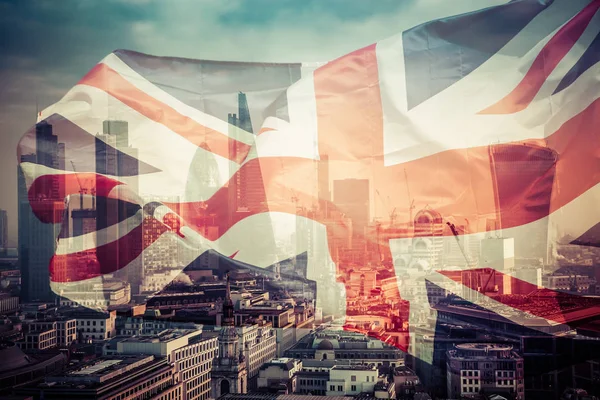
[332, 365, 376, 371]
[118, 329, 201, 343]
[46, 355, 157, 384]
[260, 358, 300, 371]
[455, 343, 513, 352]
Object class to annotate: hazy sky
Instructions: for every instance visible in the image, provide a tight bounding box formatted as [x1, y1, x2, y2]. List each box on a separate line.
[0, 0, 505, 246]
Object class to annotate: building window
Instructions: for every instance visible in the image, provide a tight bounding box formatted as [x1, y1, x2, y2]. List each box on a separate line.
[351, 376, 356, 382]
[330, 385, 335, 391]
[351, 385, 357, 391]
[338, 386, 343, 392]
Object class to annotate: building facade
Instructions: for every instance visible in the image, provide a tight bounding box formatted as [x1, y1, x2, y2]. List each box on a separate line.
[117, 329, 218, 400]
[212, 274, 248, 398]
[446, 343, 524, 400]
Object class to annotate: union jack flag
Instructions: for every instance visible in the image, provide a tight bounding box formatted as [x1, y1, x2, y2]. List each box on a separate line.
[17, 0, 600, 362]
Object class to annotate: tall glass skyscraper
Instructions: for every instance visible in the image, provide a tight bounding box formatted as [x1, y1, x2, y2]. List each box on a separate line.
[19, 121, 64, 301]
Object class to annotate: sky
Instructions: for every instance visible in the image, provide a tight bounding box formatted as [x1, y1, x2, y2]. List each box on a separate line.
[0, 0, 505, 246]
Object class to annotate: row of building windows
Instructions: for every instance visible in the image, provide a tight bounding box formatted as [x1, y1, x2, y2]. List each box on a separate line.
[109, 371, 172, 400]
[299, 379, 326, 386]
[497, 379, 515, 386]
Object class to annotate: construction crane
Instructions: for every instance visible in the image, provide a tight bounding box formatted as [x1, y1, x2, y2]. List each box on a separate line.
[70, 161, 87, 210]
[389, 207, 397, 227]
[404, 169, 415, 226]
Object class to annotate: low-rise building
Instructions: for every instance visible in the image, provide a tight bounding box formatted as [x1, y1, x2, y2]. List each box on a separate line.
[65, 309, 117, 341]
[326, 365, 378, 396]
[285, 328, 405, 368]
[17, 327, 57, 350]
[27, 318, 76, 347]
[59, 280, 131, 308]
[393, 366, 421, 399]
[446, 343, 524, 400]
[374, 381, 396, 399]
[296, 359, 337, 395]
[257, 358, 302, 393]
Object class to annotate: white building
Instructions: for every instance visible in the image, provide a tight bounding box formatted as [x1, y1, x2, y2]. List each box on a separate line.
[59, 280, 131, 308]
[238, 322, 277, 389]
[326, 364, 378, 396]
[71, 310, 117, 341]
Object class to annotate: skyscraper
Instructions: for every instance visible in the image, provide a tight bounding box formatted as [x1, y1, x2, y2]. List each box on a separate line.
[95, 121, 142, 294]
[19, 121, 63, 301]
[0, 209, 7, 251]
[237, 92, 253, 134]
[228, 92, 265, 213]
[318, 154, 330, 216]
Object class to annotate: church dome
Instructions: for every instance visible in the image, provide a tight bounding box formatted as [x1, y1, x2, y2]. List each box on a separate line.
[317, 339, 334, 350]
[0, 342, 32, 373]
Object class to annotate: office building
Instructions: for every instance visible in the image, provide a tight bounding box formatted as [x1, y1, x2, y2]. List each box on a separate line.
[24, 317, 76, 348]
[18, 327, 57, 350]
[488, 143, 556, 261]
[19, 122, 64, 302]
[0, 209, 7, 250]
[228, 92, 263, 214]
[333, 179, 370, 258]
[117, 329, 218, 400]
[446, 343, 524, 400]
[16, 355, 175, 400]
[96, 121, 143, 295]
[237, 322, 277, 390]
[318, 154, 330, 215]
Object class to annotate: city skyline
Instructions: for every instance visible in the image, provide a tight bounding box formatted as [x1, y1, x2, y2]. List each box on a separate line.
[2, 1, 600, 399]
[0, 0, 506, 246]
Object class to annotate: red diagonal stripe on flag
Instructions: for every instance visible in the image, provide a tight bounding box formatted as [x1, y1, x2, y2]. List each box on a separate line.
[79, 63, 251, 164]
[480, 1, 600, 114]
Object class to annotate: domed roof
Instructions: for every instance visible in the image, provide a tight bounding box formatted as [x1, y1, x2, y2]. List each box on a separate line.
[0, 342, 32, 373]
[317, 339, 334, 350]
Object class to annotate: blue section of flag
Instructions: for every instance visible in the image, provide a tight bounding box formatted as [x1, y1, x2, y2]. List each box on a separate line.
[554, 32, 600, 94]
[402, 0, 552, 110]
